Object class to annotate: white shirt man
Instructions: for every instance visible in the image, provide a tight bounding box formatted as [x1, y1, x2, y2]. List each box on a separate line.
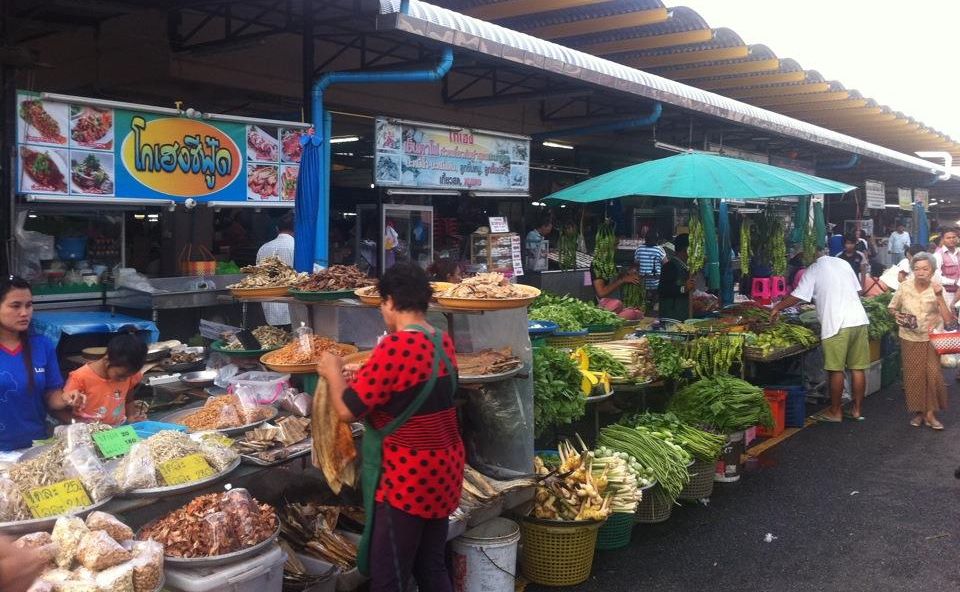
[256, 231, 294, 326]
[888, 227, 911, 259]
[934, 229, 960, 308]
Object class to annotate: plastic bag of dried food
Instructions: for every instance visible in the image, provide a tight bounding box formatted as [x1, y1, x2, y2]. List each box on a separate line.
[222, 488, 260, 545]
[36, 568, 72, 585]
[85, 511, 133, 542]
[76, 529, 132, 571]
[128, 540, 164, 592]
[14, 531, 58, 564]
[95, 562, 134, 592]
[51, 516, 89, 568]
[202, 511, 238, 556]
[59, 581, 99, 592]
[114, 442, 157, 492]
[279, 387, 312, 417]
[0, 475, 30, 521]
[53, 423, 106, 455]
[217, 403, 243, 428]
[63, 446, 117, 503]
[198, 441, 239, 473]
[26, 580, 56, 592]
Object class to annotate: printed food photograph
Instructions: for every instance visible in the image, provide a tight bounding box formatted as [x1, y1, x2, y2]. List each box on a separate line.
[247, 164, 279, 200]
[247, 125, 279, 161]
[20, 146, 68, 193]
[18, 97, 68, 145]
[280, 165, 298, 200]
[70, 105, 114, 149]
[281, 128, 303, 163]
[70, 151, 115, 196]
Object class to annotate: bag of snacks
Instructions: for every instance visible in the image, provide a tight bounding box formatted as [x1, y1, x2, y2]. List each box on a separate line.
[216, 403, 243, 429]
[26, 581, 56, 592]
[14, 531, 58, 564]
[95, 562, 135, 592]
[64, 446, 117, 503]
[52, 516, 89, 568]
[114, 442, 157, 491]
[0, 475, 30, 521]
[223, 488, 260, 545]
[76, 530, 131, 571]
[202, 511, 237, 556]
[86, 511, 134, 542]
[59, 581, 99, 592]
[199, 441, 239, 473]
[128, 540, 164, 592]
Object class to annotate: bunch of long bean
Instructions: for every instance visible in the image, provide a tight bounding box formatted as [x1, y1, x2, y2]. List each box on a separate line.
[593, 222, 617, 280]
[598, 424, 690, 502]
[689, 215, 705, 274]
[683, 333, 743, 378]
[740, 219, 752, 276]
[623, 412, 726, 461]
[621, 281, 646, 310]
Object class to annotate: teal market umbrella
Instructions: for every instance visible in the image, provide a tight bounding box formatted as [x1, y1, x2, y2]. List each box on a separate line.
[543, 151, 856, 203]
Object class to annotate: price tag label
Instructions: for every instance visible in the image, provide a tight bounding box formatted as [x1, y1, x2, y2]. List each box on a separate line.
[92, 426, 140, 458]
[24, 479, 92, 519]
[158, 454, 216, 486]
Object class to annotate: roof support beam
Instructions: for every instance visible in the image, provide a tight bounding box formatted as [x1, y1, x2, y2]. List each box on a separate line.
[575, 29, 713, 56]
[665, 58, 780, 80]
[749, 91, 851, 107]
[463, 0, 609, 21]
[525, 8, 669, 39]
[806, 109, 893, 122]
[774, 99, 870, 114]
[722, 82, 832, 100]
[626, 46, 749, 69]
[693, 71, 806, 90]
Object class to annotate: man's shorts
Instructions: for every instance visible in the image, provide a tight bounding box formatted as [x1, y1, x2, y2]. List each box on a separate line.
[822, 325, 870, 372]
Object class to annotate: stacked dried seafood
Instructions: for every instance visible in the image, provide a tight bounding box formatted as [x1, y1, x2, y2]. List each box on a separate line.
[457, 348, 522, 377]
[453, 465, 535, 521]
[229, 255, 308, 289]
[138, 489, 277, 558]
[220, 325, 290, 351]
[23, 512, 163, 592]
[234, 416, 312, 463]
[279, 503, 360, 570]
[294, 265, 375, 292]
[440, 273, 529, 299]
[265, 336, 348, 365]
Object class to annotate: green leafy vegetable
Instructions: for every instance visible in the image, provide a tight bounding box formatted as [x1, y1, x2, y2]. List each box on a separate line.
[668, 375, 774, 433]
[533, 346, 585, 437]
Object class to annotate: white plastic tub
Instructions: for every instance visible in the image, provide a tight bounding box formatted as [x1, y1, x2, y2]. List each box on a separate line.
[164, 544, 286, 592]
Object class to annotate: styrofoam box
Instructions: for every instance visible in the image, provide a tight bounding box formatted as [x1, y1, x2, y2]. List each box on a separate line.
[163, 545, 286, 592]
[842, 360, 882, 398]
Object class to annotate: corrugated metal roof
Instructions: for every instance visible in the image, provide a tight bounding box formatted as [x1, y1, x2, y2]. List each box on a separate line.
[410, 0, 960, 159]
[377, 0, 947, 176]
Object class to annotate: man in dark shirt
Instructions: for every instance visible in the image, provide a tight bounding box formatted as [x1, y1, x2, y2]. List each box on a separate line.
[835, 235, 865, 285]
[659, 234, 693, 321]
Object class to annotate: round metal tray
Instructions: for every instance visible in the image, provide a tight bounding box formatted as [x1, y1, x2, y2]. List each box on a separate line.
[585, 391, 615, 404]
[160, 404, 278, 436]
[459, 363, 524, 384]
[161, 523, 280, 568]
[121, 456, 241, 498]
[0, 496, 114, 535]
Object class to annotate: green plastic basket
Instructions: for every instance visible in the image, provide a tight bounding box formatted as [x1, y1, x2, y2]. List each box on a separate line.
[519, 517, 603, 587]
[595, 512, 635, 550]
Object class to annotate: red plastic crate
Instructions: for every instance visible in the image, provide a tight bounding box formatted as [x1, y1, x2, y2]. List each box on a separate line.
[758, 389, 787, 438]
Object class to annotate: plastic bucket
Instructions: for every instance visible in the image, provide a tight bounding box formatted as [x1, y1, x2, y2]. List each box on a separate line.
[452, 517, 520, 592]
[714, 431, 745, 483]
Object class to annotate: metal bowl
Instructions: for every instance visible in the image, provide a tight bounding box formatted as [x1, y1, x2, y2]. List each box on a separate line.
[179, 370, 219, 386]
[160, 523, 280, 568]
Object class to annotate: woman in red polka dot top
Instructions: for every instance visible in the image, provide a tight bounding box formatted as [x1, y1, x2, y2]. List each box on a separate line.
[319, 263, 463, 592]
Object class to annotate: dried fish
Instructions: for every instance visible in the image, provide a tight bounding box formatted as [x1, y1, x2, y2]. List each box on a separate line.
[295, 265, 375, 292]
[265, 336, 347, 366]
[441, 273, 529, 299]
[279, 503, 358, 570]
[457, 348, 522, 377]
[228, 255, 308, 289]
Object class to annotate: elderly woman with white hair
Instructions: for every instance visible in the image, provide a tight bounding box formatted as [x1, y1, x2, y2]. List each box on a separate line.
[888, 251, 957, 429]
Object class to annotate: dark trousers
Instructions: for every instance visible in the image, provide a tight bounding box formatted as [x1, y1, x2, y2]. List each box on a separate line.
[370, 502, 452, 592]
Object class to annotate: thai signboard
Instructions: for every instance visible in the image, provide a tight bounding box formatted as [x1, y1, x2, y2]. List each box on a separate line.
[864, 179, 885, 210]
[16, 91, 307, 203]
[373, 117, 530, 192]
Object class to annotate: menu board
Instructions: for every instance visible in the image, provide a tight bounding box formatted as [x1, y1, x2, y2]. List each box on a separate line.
[16, 91, 307, 204]
[374, 117, 530, 192]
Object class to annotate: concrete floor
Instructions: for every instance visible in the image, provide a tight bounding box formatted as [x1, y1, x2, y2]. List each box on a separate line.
[537, 378, 960, 592]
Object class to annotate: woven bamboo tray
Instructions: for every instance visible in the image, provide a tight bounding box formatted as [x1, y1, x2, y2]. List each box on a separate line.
[260, 343, 359, 374]
[229, 286, 291, 299]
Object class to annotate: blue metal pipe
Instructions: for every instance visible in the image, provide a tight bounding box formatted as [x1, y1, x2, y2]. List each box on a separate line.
[531, 102, 662, 141]
[308, 47, 454, 266]
[819, 153, 860, 170]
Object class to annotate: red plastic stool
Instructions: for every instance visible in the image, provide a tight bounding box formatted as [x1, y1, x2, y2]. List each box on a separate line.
[751, 277, 772, 304]
[770, 276, 788, 298]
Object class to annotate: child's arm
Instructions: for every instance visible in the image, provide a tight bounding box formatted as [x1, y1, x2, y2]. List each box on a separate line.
[124, 373, 147, 422]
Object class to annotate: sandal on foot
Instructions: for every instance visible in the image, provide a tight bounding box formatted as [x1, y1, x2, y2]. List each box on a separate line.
[813, 412, 842, 423]
[910, 416, 924, 427]
[843, 412, 865, 421]
[925, 420, 945, 431]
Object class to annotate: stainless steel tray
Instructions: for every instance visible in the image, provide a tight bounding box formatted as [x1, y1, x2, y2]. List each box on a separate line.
[160, 404, 278, 436]
[0, 496, 114, 535]
[121, 456, 241, 498]
[161, 524, 280, 568]
[240, 442, 312, 467]
[458, 363, 524, 385]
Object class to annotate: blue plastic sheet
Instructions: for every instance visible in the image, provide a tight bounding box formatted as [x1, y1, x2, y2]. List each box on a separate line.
[31, 312, 159, 347]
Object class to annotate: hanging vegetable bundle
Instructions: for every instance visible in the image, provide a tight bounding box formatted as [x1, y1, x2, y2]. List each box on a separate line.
[688, 214, 705, 274]
[621, 281, 646, 310]
[683, 333, 744, 379]
[558, 227, 579, 270]
[802, 215, 817, 265]
[770, 218, 787, 276]
[593, 221, 617, 279]
[740, 219, 752, 276]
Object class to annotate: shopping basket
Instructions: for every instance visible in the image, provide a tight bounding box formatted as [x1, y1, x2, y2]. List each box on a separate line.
[930, 331, 960, 355]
